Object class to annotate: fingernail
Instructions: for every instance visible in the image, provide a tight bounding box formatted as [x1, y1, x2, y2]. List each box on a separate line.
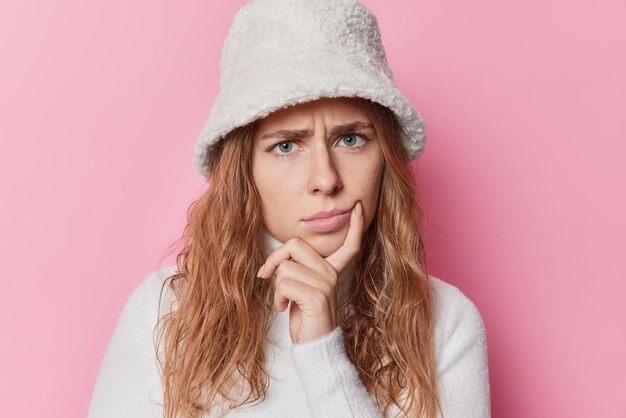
[257, 264, 265, 277]
[356, 201, 363, 216]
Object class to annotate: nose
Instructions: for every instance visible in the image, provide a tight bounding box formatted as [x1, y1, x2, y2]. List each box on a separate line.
[306, 142, 343, 195]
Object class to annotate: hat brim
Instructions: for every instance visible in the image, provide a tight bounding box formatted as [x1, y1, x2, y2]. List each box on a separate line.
[193, 51, 426, 177]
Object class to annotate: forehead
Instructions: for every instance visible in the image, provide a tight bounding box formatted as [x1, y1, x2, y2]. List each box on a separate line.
[255, 97, 371, 132]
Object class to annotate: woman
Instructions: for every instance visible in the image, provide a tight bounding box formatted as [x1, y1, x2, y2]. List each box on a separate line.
[88, 1, 491, 417]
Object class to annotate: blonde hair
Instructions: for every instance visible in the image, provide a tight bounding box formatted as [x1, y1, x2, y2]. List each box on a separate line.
[154, 97, 442, 417]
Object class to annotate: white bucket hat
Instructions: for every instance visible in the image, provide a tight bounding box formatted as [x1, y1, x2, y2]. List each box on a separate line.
[193, 0, 427, 178]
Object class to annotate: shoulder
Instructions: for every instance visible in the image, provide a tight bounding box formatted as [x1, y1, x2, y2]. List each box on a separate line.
[119, 264, 179, 326]
[427, 276, 492, 415]
[428, 274, 486, 337]
[132, 264, 178, 302]
[427, 275, 488, 370]
[88, 265, 179, 417]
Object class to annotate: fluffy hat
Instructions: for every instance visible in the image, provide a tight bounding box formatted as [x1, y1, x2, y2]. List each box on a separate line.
[193, 0, 427, 178]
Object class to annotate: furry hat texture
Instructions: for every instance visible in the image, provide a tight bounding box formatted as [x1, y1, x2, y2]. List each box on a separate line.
[193, 0, 426, 178]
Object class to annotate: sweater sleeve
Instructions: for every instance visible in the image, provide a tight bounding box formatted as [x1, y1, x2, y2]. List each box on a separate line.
[87, 270, 171, 418]
[290, 326, 384, 418]
[434, 285, 491, 418]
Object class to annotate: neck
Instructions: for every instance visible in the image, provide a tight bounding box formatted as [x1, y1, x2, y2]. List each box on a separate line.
[262, 227, 356, 322]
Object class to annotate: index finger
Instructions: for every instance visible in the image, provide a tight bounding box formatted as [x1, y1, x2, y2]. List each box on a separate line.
[325, 201, 364, 272]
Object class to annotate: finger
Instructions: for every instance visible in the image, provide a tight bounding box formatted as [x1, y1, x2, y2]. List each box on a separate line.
[273, 260, 333, 297]
[274, 277, 329, 313]
[325, 201, 364, 272]
[258, 236, 329, 280]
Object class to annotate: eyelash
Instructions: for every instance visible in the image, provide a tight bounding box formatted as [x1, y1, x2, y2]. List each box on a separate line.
[268, 133, 370, 159]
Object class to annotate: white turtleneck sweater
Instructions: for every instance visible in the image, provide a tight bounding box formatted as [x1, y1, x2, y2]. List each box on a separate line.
[88, 232, 491, 417]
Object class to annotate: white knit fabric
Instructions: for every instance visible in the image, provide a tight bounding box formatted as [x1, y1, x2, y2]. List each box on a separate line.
[88, 232, 491, 417]
[193, 0, 427, 177]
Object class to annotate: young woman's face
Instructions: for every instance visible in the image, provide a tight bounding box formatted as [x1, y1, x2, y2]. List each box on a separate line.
[252, 97, 384, 257]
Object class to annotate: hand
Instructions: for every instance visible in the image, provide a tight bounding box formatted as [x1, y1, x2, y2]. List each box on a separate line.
[257, 201, 365, 345]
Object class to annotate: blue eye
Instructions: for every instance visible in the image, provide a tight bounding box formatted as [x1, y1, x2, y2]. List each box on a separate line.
[269, 134, 369, 159]
[271, 141, 298, 157]
[339, 134, 367, 148]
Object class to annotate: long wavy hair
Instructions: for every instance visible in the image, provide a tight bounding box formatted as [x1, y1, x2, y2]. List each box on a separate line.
[154, 97, 442, 418]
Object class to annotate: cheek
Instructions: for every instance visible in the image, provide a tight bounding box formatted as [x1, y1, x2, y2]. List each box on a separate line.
[354, 158, 383, 194]
[252, 164, 303, 226]
[254, 170, 299, 203]
[353, 159, 383, 222]
[253, 155, 280, 200]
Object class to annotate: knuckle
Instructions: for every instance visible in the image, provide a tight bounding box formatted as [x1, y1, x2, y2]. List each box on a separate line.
[276, 259, 289, 272]
[276, 277, 289, 292]
[288, 237, 302, 247]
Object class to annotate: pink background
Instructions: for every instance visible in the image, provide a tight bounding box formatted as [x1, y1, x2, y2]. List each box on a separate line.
[1, 0, 624, 416]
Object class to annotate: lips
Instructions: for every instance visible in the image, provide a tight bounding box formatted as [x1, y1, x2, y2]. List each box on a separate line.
[302, 208, 350, 221]
[301, 208, 352, 232]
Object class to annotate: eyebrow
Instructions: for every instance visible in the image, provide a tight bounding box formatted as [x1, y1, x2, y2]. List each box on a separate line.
[257, 121, 374, 141]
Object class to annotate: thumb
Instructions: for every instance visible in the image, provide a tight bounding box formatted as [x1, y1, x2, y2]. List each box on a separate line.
[325, 201, 364, 273]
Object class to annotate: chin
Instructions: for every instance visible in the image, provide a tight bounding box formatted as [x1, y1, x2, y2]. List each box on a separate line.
[303, 230, 346, 257]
